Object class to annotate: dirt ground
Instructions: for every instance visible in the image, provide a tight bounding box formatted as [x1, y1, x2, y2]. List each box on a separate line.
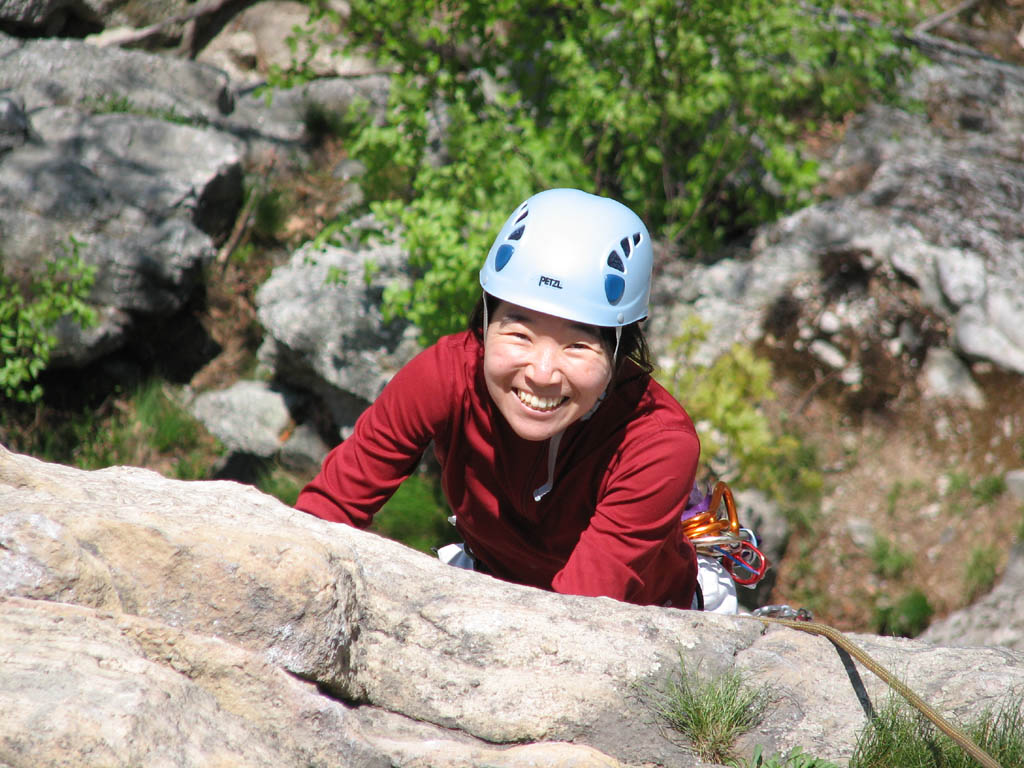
[762, 363, 1023, 631]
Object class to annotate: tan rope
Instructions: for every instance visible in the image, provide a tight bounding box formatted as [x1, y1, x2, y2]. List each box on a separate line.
[744, 615, 1004, 768]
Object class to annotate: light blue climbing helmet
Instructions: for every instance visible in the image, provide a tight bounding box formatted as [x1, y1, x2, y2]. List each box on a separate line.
[479, 188, 653, 328]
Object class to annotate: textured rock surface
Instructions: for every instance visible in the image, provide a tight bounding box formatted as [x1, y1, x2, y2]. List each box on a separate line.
[0, 30, 387, 368]
[648, 42, 1024, 383]
[921, 543, 1024, 651]
[3, 445, 1023, 767]
[256, 240, 421, 431]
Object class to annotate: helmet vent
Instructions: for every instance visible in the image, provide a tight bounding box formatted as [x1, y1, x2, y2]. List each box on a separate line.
[605, 275, 626, 304]
[620, 237, 631, 256]
[632, 232, 642, 246]
[515, 208, 529, 224]
[607, 251, 625, 272]
[508, 225, 526, 241]
[495, 244, 514, 272]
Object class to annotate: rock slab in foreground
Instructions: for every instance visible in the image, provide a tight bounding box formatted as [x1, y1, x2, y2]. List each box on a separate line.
[1, 445, 1022, 767]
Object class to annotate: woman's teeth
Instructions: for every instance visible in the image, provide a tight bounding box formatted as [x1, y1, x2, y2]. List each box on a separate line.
[516, 389, 565, 412]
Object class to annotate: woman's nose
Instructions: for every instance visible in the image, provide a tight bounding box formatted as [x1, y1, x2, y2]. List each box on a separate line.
[526, 342, 562, 384]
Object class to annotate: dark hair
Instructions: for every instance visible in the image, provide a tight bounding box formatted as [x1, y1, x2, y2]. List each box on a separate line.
[468, 293, 653, 387]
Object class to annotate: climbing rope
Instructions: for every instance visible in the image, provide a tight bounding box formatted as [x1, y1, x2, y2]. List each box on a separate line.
[741, 611, 1005, 768]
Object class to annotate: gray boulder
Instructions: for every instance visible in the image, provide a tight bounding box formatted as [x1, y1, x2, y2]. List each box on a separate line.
[0, 30, 392, 369]
[3, 445, 1024, 767]
[647, 39, 1024, 395]
[191, 379, 296, 456]
[0, 32, 234, 118]
[0, 32, 246, 366]
[0, 109, 242, 365]
[922, 543, 1024, 651]
[0, 0, 95, 29]
[190, 379, 330, 470]
[256, 238, 421, 434]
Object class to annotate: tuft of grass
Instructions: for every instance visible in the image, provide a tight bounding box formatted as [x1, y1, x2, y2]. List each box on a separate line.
[370, 473, 456, 554]
[885, 481, 903, 515]
[869, 535, 914, 580]
[850, 693, 1024, 768]
[736, 746, 839, 768]
[641, 658, 769, 765]
[871, 588, 933, 638]
[83, 94, 202, 126]
[963, 545, 999, 602]
[971, 475, 1007, 505]
[135, 380, 200, 454]
[945, 470, 972, 495]
[256, 464, 305, 507]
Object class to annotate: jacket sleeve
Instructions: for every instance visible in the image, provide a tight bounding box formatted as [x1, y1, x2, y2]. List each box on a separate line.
[295, 341, 454, 527]
[550, 425, 699, 605]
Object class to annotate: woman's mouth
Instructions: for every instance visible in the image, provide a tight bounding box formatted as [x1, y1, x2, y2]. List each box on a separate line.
[515, 388, 567, 412]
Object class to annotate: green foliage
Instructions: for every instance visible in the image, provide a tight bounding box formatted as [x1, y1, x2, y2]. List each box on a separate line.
[135, 380, 202, 455]
[257, 465, 305, 507]
[736, 746, 839, 768]
[871, 587, 933, 638]
[273, 0, 916, 345]
[640, 657, 769, 764]
[849, 693, 1024, 768]
[963, 545, 999, 603]
[971, 474, 1006, 505]
[370, 473, 456, 554]
[3, 378, 218, 479]
[869, 535, 914, 580]
[83, 94, 199, 126]
[0, 241, 97, 403]
[336, 76, 588, 342]
[658, 316, 822, 505]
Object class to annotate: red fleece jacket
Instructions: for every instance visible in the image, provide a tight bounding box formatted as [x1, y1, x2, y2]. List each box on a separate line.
[296, 330, 699, 608]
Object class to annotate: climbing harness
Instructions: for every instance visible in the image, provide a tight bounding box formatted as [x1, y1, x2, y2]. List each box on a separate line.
[681, 481, 771, 589]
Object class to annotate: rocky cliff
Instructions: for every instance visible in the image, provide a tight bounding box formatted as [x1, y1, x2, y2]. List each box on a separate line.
[3, 444, 1024, 768]
[3, 2, 1024, 764]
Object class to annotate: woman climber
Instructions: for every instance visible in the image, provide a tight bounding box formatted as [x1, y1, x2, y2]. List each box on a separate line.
[296, 188, 703, 610]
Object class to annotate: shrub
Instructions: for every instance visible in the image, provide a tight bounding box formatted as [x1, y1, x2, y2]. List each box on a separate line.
[869, 535, 914, 580]
[658, 315, 822, 506]
[0, 240, 97, 403]
[273, 0, 917, 344]
[871, 588, 933, 638]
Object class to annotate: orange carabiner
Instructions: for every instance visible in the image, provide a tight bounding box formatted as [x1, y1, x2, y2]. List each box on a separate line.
[708, 482, 741, 537]
[682, 482, 741, 541]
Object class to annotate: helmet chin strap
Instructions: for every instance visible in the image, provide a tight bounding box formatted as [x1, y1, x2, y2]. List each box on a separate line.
[613, 325, 622, 366]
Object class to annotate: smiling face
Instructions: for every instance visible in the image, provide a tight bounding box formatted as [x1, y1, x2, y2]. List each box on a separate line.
[483, 302, 613, 442]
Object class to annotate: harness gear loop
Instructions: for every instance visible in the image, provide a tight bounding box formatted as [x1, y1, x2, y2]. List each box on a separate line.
[682, 481, 770, 588]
